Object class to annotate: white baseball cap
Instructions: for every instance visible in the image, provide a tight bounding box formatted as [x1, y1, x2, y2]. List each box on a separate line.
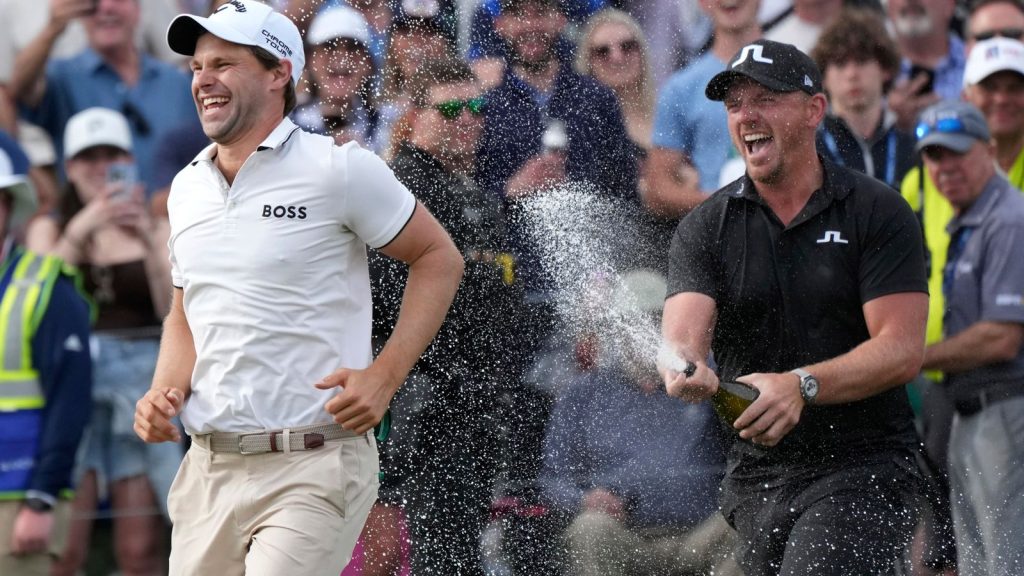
[0, 134, 38, 228]
[63, 108, 133, 161]
[307, 6, 370, 47]
[963, 37, 1024, 88]
[167, 0, 305, 85]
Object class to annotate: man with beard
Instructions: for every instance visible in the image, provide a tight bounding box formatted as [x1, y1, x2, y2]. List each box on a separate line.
[476, 0, 636, 308]
[661, 40, 929, 575]
[886, 0, 965, 129]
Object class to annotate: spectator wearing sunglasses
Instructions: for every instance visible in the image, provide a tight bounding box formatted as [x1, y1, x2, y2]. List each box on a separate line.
[574, 9, 679, 273]
[9, 0, 200, 197]
[475, 0, 636, 348]
[965, 0, 1024, 53]
[370, 57, 521, 576]
[915, 99, 1024, 576]
[898, 38, 1024, 573]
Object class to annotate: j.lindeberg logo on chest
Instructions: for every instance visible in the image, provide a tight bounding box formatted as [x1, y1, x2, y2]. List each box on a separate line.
[262, 204, 308, 219]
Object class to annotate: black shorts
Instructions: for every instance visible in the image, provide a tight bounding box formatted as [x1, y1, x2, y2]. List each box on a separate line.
[721, 451, 923, 576]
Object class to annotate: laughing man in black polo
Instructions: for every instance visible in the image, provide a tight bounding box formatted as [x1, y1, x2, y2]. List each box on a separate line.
[660, 40, 930, 575]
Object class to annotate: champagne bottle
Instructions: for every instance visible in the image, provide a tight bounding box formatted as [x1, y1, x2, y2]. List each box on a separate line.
[712, 380, 760, 426]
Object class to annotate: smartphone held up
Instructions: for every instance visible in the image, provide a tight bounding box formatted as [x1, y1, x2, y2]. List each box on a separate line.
[105, 162, 137, 203]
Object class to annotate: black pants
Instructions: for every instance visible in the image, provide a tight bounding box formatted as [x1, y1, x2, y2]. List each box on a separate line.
[723, 454, 921, 576]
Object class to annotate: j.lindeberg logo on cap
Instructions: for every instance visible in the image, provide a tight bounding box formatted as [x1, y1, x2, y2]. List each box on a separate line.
[216, 0, 247, 13]
[733, 44, 773, 66]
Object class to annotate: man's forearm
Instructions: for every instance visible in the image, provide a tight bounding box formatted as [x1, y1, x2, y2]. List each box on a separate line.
[10, 21, 62, 106]
[150, 292, 196, 399]
[373, 245, 463, 393]
[802, 292, 928, 404]
[923, 320, 1024, 374]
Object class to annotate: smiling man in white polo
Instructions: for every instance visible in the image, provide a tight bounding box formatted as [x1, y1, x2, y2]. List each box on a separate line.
[131, 1, 463, 574]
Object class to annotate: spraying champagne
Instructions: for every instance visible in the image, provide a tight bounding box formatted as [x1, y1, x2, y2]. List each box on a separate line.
[659, 347, 759, 425]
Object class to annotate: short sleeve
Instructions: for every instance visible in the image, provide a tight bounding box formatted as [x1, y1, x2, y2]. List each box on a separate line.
[859, 186, 929, 302]
[336, 142, 416, 249]
[980, 220, 1024, 324]
[666, 206, 721, 299]
[651, 77, 688, 152]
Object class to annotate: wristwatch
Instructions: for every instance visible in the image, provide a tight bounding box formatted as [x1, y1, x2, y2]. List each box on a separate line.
[23, 497, 54, 513]
[791, 368, 820, 404]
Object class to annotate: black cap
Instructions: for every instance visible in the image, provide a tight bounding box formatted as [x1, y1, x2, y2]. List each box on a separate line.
[706, 40, 823, 101]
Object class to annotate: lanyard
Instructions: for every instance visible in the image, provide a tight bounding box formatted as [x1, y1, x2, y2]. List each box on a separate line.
[942, 226, 974, 299]
[821, 128, 898, 186]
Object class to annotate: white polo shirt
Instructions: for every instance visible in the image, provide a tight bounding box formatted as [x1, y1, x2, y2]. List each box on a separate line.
[167, 118, 416, 434]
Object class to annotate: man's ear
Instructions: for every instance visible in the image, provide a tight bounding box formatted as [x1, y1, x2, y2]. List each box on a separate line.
[807, 92, 828, 127]
[272, 59, 293, 91]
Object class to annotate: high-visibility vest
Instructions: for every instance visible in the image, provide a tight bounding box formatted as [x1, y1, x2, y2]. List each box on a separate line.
[0, 250, 65, 498]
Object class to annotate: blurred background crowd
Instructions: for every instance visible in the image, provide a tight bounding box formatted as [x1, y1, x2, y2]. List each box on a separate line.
[1, 0, 1021, 573]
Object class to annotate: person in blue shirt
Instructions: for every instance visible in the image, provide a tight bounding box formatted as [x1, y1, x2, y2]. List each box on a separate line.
[646, 0, 762, 219]
[540, 269, 737, 576]
[475, 0, 636, 302]
[10, 0, 199, 196]
[0, 133, 92, 576]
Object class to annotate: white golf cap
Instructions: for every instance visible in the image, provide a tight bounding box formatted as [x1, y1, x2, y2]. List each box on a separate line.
[63, 107, 133, 160]
[963, 37, 1024, 87]
[167, 0, 305, 85]
[0, 134, 38, 228]
[307, 6, 370, 46]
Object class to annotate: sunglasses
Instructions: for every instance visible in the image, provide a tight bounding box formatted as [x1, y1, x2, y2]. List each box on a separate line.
[972, 28, 1024, 41]
[590, 39, 640, 59]
[915, 117, 966, 140]
[432, 97, 486, 119]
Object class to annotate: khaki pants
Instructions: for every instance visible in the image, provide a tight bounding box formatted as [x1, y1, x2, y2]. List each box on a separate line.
[0, 499, 71, 576]
[168, 432, 379, 576]
[566, 510, 741, 576]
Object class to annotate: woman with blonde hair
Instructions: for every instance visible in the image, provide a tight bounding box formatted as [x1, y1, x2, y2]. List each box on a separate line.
[575, 8, 656, 151]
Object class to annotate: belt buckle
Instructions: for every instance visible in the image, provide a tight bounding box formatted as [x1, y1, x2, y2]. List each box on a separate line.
[238, 432, 266, 455]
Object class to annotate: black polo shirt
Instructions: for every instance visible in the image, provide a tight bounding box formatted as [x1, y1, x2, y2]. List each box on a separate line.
[668, 160, 927, 478]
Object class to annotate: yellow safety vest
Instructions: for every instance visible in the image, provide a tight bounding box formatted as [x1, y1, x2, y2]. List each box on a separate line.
[0, 250, 65, 499]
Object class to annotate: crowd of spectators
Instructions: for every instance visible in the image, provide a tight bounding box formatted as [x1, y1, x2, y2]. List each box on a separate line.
[1, 0, 1022, 574]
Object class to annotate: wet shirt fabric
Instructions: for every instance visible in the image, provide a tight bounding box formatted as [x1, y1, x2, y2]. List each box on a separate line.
[941, 174, 1024, 404]
[371, 142, 521, 382]
[667, 160, 927, 481]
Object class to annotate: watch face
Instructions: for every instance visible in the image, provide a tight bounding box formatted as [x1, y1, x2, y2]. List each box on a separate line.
[801, 377, 819, 400]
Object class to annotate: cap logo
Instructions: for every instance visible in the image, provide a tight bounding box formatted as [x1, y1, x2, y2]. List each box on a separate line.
[804, 74, 813, 87]
[261, 29, 293, 57]
[216, 0, 247, 13]
[733, 45, 773, 67]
